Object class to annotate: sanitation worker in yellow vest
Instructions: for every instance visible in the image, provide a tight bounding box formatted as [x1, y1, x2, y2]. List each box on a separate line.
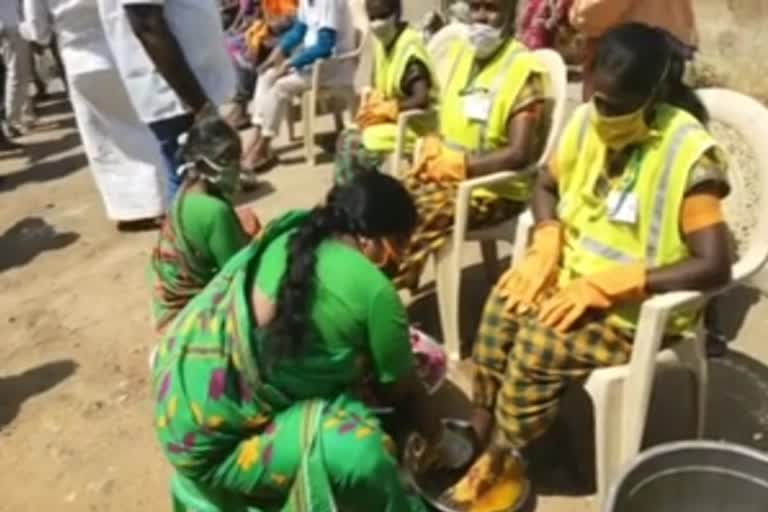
[394, 0, 552, 292]
[440, 23, 733, 511]
[333, 0, 436, 184]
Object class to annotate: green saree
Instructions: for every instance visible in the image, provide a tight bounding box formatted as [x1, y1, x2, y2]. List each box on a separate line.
[152, 211, 427, 512]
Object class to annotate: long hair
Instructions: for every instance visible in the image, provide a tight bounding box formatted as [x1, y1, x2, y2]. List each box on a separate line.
[266, 171, 417, 362]
[593, 23, 708, 123]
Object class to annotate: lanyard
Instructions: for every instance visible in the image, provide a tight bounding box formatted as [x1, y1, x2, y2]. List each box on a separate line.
[609, 148, 643, 216]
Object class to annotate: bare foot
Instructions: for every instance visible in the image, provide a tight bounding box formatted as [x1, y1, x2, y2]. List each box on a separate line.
[470, 407, 494, 446]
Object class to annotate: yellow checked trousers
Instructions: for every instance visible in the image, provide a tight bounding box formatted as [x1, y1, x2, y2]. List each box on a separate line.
[473, 288, 634, 448]
[395, 176, 521, 292]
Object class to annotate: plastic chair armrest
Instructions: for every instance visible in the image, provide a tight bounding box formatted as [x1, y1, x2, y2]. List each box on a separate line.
[451, 171, 519, 251]
[391, 109, 431, 175]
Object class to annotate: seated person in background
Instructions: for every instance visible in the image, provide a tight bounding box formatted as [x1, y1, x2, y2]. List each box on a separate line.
[241, 0, 356, 173]
[569, 0, 697, 101]
[394, 0, 551, 292]
[225, 0, 298, 129]
[150, 111, 260, 332]
[333, 0, 436, 185]
[152, 172, 455, 511]
[443, 23, 732, 511]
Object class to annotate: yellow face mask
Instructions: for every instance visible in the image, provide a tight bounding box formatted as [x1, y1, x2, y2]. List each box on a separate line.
[590, 101, 650, 150]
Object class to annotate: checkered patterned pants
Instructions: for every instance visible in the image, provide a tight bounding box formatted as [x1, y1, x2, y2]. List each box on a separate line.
[473, 288, 634, 448]
[395, 176, 521, 292]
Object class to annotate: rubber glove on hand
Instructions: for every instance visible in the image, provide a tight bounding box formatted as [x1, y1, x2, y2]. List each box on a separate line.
[355, 90, 399, 128]
[496, 221, 563, 314]
[538, 262, 647, 333]
[410, 135, 466, 182]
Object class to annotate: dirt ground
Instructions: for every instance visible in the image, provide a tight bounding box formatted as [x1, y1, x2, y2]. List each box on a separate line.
[4, 3, 768, 510]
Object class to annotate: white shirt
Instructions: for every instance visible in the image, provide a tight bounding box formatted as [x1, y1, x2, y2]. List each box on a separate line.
[21, 0, 113, 75]
[97, 0, 235, 123]
[0, 1, 20, 26]
[298, 0, 355, 57]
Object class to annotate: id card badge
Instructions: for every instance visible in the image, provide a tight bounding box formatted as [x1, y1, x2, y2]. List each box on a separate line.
[463, 93, 492, 122]
[607, 191, 639, 225]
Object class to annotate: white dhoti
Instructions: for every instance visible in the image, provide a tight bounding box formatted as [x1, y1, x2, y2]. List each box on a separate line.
[66, 67, 165, 221]
[19, 0, 165, 222]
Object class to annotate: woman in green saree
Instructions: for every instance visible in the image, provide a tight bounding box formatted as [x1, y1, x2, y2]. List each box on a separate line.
[150, 112, 260, 332]
[152, 171, 452, 511]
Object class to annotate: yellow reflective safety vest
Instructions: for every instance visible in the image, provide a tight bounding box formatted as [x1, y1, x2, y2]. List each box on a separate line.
[439, 38, 546, 202]
[555, 103, 721, 334]
[363, 27, 436, 153]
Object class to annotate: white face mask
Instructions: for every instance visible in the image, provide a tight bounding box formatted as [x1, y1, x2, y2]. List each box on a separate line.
[468, 23, 504, 59]
[370, 16, 398, 45]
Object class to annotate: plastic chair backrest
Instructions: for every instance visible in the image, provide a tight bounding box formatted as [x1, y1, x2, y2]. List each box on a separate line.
[348, 0, 368, 31]
[698, 88, 768, 282]
[531, 48, 567, 166]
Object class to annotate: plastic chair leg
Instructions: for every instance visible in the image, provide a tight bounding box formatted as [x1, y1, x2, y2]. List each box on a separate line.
[301, 92, 315, 166]
[586, 368, 629, 508]
[669, 336, 708, 438]
[479, 240, 500, 283]
[333, 108, 344, 133]
[435, 244, 462, 362]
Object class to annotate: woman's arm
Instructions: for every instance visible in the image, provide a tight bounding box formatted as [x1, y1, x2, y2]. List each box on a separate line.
[646, 182, 732, 293]
[208, 207, 250, 268]
[289, 27, 337, 70]
[531, 162, 560, 223]
[277, 19, 307, 57]
[366, 287, 444, 443]
[397, 59, 432, 111]
[20, 0, 52, 45]
[466, 73, 549, 178]
[466, 105, 544, 177]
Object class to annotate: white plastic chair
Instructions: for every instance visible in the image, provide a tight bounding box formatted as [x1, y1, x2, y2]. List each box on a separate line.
[436, 48, 569, 362]
[389, 23, 469, 175]
[301, 0, 369, 165]
[510, 88, 768, 507]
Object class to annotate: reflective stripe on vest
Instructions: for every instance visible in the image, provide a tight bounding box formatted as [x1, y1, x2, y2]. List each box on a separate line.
[645, 123, 701, 263]
[442, 44, 526, 152]
[555, 104, 717, 334]
[565, 109, 703, 267]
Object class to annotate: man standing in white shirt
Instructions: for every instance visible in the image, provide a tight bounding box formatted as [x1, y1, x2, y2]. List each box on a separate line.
[98, 0, 236, 205]
[0, 1, 32, 148]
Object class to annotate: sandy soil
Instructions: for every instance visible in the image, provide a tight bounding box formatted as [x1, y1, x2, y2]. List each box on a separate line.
[4, 6, 768, 508]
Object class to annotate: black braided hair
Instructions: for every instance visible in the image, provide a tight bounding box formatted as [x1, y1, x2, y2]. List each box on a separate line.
[266, 171, 417, 362]
[593, 23, 708, 123]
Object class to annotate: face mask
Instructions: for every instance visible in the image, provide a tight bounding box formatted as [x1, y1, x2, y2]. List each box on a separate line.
[199, 156, 241, 201]
[360, 237, 402, 278]
[468, 23, 504, 59]
[590, 102, 651, 150]
[370, 16, 398, 45]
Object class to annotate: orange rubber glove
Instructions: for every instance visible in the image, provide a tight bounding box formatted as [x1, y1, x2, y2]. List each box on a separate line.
[538, 262, 647, 333]
[355, 90, 399, 128]
[495, 221, 563, 314]
[410, 135, 467, 183]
